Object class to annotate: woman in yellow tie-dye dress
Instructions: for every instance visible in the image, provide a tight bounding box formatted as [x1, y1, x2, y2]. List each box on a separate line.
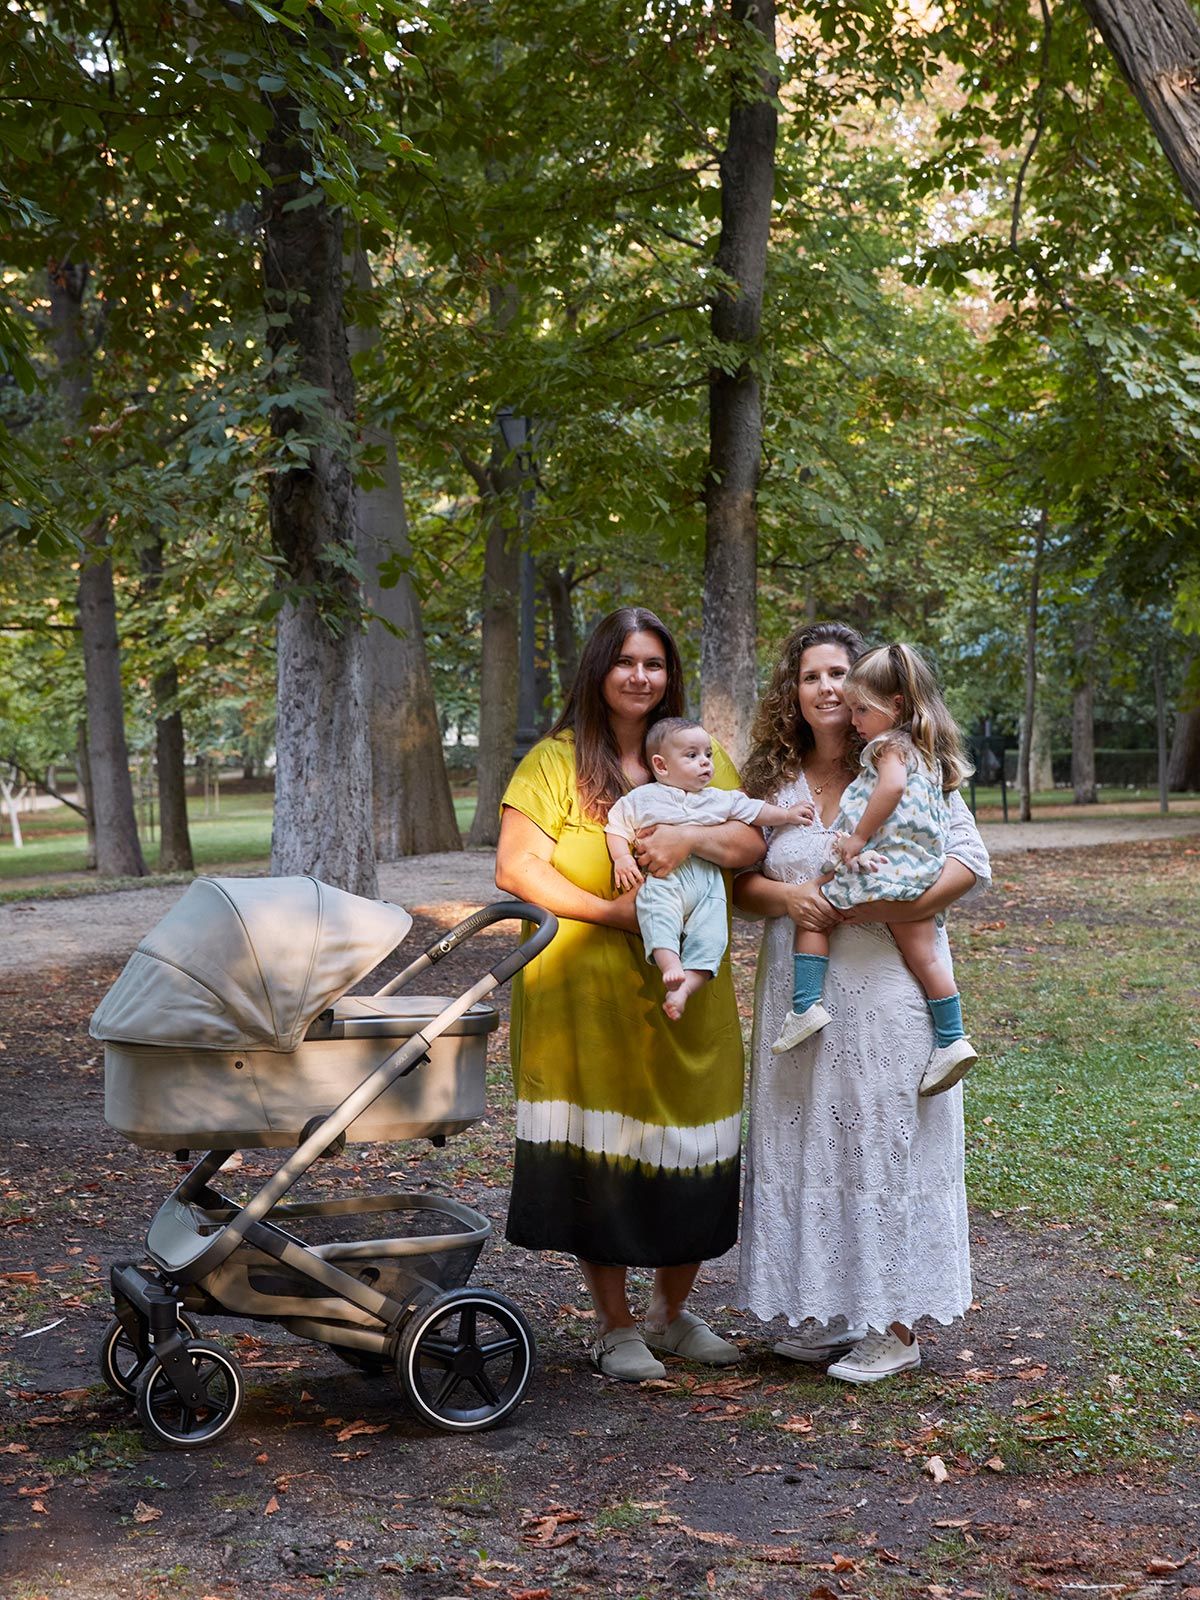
[495, 608, 764, 1382]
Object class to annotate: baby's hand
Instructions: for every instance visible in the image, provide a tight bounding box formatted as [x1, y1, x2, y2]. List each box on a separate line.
[836, 832, 867, 867]
[783, 801, 816, 828]
[612, 855, 644, 893]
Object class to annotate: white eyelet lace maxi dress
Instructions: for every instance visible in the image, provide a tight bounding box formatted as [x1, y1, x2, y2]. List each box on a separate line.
[736, 774, 991, 1333]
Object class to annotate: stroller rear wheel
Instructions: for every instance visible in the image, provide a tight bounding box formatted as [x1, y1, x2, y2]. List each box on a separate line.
[98, 1309, 199, 1399]
[135, 1338, 244, 1449]
[397, 1289, 534, 1433]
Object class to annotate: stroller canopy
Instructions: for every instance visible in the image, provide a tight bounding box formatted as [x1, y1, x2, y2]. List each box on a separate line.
[90, 877, 414, 1053]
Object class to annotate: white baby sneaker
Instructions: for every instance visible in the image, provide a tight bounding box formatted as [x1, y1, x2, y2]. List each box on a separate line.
[919, 1037, 978, 1098]
[770, 1002, 831, 1055]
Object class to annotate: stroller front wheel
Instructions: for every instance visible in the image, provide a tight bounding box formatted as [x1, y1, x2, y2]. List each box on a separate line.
[135, 1338, 244, 1449]
[397, 1289, 535, 1433]
[98, 1309, 199, 1400]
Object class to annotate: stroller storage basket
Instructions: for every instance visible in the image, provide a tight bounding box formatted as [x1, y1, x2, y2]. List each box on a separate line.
[183, 1192, 489, 1324]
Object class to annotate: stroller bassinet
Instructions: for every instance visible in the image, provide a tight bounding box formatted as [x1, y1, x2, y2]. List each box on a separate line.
[91, 876, 556, 1446]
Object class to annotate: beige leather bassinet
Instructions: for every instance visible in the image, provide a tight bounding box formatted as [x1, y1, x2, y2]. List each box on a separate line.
[91, 877, 498, 1151]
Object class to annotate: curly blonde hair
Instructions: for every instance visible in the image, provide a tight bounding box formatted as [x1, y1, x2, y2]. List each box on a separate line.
[741, 622, 866, 800]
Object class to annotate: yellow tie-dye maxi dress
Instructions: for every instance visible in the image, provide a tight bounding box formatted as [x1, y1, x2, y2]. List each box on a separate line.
[502, 732, 746, 1266]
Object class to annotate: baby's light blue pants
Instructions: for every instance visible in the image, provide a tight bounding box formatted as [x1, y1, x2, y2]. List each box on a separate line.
[636, 857, 728, 976]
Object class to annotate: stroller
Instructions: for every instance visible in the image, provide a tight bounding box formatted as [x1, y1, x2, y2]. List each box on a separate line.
[90, 876, 556, 1449]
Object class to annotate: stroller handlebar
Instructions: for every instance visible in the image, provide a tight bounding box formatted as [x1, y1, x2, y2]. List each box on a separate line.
[375, 900, 557, 998]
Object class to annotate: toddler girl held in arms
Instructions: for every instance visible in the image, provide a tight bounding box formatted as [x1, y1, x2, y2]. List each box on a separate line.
[770, 644, 978, 1096]
[607, 718, 813, 1020]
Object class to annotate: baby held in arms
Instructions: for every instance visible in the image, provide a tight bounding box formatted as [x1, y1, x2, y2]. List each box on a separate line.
[606, 719, 813, 1019]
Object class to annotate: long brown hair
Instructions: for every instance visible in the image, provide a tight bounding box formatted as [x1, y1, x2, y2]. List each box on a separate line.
[741, 621, 866, 800]
[547, 607, 685, 821]
[845, 642, 973, 793]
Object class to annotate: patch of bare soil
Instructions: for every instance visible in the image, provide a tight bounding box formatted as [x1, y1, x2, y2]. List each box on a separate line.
[2, 902, 1198, 1599]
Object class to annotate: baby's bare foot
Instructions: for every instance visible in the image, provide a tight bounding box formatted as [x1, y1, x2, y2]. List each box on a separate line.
[663, 992, 687, 1020]
[663, 969, 707, 1021]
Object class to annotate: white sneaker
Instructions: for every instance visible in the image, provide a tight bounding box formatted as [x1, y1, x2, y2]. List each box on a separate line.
[770, 1002, 831, 1055]
[827, 1329, 921, 1384]
[919, 1037, 977, 1097]
[772, 1316, 867, 1364]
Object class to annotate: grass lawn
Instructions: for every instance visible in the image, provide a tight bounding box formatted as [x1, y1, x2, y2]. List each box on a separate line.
[941, 840, 1200, 1466]
[0, 786, 476, 892]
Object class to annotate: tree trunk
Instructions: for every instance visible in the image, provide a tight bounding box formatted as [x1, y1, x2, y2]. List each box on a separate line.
[1082, 0, 1200, 217]
[75, 721, 97, 869]
[262, 65, 376, 897]
[77, 554, 148, 877]
[465, 460, 520, 848]
[1167, 651, 1200, 789]
[349, 252, 460, 858]
[1071, 619, 1098, 805]
[1018, 509, 1047, 822]
[540, 561, 579, 702]
[702, 0, 779, 766]
[141, 538, 194, 871]
[50, 257, 146, 878]
[1154, 644, 1170, 813]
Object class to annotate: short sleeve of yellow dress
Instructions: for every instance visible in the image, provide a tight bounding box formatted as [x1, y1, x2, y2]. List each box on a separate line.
[502, 731, 747, 1267]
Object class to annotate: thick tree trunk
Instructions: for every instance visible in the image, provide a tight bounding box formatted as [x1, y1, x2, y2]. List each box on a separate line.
[263, 70, 375, 897]
[77, 555, 148, 877]
[1154, 646, 1170, 813]
[466, 468, 520, 848]
[1018, 510, 1047, 822]
[141, 538, 194, 871]
[349, 253, 460, 858]
[702, 0, 778, 766]
[50, 258, 146, 879]
[1167, 706, 1200, 788]
[1082, 0, 1200, 217]
[1070, 611, 1097, 804]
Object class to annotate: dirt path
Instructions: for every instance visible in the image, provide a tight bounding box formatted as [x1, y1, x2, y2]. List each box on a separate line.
[3, 813, 1198, 979]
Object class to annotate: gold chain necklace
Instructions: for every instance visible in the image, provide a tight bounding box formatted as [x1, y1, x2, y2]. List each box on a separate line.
[803, 762, 840, 796]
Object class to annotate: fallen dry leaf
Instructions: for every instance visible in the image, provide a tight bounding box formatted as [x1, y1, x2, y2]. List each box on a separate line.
[263, 1496, 280, 1516]
[983, 1455, 1005, 1472]
[30, 1499, 47, 1514]
[335, 1420, 389, 1442]
[1146, 1551, 1199, 1576]
[924, 1455, 949, 1484]
[132, 1501, 161, 1524]
[776, 1413, 813, 1433]
[0, 1443, 30, 1455]
[831, 1553, 860, 1573]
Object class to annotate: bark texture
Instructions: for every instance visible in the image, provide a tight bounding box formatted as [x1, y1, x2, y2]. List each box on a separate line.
[1167, 705, 1200, 788]
[263, 76, 376, 897]
[77, 555, 148, 877]
[75, 722, 97, 869]
[141, 539, 194, 871]
[465, 458, 520, 848]
[540, 561, 580, 702]
[1070, 614, 1097, 804]
[50, 258, 146, 878]
[702, 0, 778, 766]
[1018, 510, 1047, 822]
[349, 253, 460, 858]
[1082, 0, 1200, 217]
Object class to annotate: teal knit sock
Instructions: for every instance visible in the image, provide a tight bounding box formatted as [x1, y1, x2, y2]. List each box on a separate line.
[927, 992, 965, 1047]
[792, 954, 828, 1014]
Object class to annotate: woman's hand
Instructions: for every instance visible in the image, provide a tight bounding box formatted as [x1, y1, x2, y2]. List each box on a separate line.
[632, 821, 697, 878]
[608, 885, 642, 933]
[784, 879, 846, 932]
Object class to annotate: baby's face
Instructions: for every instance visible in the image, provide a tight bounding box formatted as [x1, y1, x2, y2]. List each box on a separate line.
[653, 729, 714, 792]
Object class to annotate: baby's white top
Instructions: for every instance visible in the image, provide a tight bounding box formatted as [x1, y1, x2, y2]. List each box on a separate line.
[605, 781, 764, 844]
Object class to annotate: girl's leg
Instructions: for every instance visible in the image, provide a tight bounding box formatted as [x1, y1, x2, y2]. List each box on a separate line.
[888, 917, 954, 1000]
[579, 1260, 635, 1337]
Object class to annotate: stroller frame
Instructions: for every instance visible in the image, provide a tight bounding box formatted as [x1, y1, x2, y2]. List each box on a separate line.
[100, 899, 556, 1446]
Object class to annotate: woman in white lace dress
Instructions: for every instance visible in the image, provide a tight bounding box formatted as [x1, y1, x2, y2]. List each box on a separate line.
[733, 622, 990, 1384]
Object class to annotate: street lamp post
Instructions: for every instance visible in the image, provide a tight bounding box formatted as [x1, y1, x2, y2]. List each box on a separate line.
[497, 408, 539, 763]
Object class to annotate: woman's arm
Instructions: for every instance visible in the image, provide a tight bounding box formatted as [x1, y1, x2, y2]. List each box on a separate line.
[634, 819, 765, 878]
[840, 857, 977, 924]
[496, 806, 640, 931]
[731, 869, 846, 931]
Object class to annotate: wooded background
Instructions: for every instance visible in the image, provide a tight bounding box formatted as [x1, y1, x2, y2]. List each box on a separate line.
[2, 0, 1199, 895]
